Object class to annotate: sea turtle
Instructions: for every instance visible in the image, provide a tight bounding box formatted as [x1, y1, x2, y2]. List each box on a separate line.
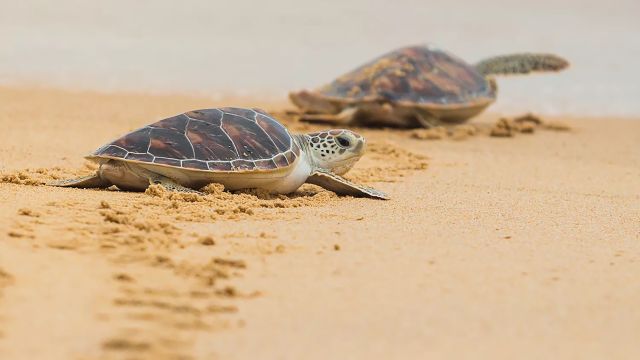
[289, 45, 569, 128]
[49, 107, 388, 199]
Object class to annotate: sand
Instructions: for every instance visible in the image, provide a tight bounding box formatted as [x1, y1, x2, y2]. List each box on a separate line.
[0, 86, 639, 359]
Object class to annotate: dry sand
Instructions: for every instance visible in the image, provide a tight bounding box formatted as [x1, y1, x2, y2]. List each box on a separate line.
[0, 86, 639, 359]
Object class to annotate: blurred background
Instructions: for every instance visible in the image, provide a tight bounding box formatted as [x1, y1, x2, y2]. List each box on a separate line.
[1, 0, 638, 116]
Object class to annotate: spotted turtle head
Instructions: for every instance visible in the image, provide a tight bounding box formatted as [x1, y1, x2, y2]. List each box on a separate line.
[304, 129, 365, 175]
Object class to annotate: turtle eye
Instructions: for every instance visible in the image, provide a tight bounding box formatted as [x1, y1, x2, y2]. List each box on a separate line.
[336, 136, 351, 148]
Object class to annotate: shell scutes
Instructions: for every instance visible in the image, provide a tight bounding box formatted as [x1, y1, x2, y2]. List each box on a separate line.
[93, 107, 300, 172]
[318, 45, 495, 106]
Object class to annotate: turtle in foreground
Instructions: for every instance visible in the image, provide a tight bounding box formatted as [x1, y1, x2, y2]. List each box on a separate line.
[49, 107, 388, 199]
[290, 45, 569, 128]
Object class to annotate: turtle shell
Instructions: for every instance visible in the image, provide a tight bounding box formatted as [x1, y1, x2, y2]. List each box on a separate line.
[92, 107, 300, 172]
[317, 45, 495, 108]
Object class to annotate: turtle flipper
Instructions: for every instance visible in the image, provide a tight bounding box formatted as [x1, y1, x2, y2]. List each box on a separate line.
[148, 174, 204, 195]
[47, 173, 111, 188]
[307, 169, 389, 200]
[300, 107, 358, 125]
[474, 53, 569, 76]
[414, 112, 439, 128]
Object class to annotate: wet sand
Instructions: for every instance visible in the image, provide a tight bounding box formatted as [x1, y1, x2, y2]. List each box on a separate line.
[0, 86, 639, 359]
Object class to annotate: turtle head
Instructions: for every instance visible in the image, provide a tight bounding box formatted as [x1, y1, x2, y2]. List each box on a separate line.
[303, 129, 365, 175]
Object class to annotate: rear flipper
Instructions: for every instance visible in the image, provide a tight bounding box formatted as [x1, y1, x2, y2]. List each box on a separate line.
[307, 169, 389, 200]
[147, 174, 204, 195]
[47, 173, 111, 188]
[414, 112, 440, 128]
[47, 166, 201, 195]
[299, 107, 358, 125]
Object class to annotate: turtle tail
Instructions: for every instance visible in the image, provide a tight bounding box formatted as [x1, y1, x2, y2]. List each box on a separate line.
[474, 53, 569, 76]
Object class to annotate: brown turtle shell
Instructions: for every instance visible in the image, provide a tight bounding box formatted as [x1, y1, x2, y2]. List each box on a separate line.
[92, 107, 300, 172]
[317, 45, 495, 108]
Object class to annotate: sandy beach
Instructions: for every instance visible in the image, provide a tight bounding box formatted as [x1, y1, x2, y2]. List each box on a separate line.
[1, 0, 640, 358]
[0, 86, 638, 359]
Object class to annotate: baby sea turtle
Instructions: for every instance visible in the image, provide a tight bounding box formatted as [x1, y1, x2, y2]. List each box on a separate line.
[49, 107, 387, 199]
[290, 45, 569, 128]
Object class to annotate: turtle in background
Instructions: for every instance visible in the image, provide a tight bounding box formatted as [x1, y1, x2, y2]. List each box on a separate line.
[289, 45, 569, 128]
[48, 107, 388, 199]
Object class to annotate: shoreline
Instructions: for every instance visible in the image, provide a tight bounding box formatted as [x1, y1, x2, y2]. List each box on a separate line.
[2, 84, 639, 123]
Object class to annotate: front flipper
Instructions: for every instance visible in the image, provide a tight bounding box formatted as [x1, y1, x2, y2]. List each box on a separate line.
[47, 173, 111, 188]
[148, 174, 204, 195]
[307, 169, 389, 200]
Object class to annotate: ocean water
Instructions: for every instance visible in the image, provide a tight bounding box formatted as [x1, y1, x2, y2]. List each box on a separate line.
[1, 0, 638, 116]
